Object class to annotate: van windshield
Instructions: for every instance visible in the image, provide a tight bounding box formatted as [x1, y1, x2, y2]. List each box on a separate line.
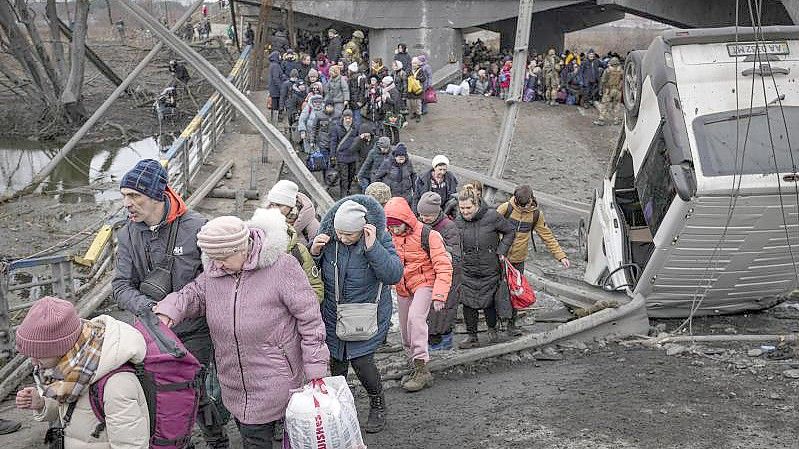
[693, 106, 799, 176]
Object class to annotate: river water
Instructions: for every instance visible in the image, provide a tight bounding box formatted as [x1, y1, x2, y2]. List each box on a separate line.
[0, 137, 163, 203]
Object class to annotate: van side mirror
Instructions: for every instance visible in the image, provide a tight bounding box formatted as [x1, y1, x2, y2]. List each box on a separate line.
[669, 163, 696, 201]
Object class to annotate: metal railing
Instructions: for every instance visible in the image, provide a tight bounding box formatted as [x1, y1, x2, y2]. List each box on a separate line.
[164, 45, 252, 196]
[0, 46, 254, 363]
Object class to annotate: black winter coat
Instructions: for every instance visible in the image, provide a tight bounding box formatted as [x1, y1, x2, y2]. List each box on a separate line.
[348, 74, 368, 108]
[357, 146, 392, 184]
[326, 36, 342, 63]
[375, 158, 415, 204]
[455, 205, 515, 313]
[330, 122, 361, 164]
[413, 170, 459, 211]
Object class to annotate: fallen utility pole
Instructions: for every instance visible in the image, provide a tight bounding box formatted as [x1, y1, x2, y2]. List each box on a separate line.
[55, 17, 124, 87]
[0, 0, 203, 204]
[111, 0, 333, 212]
[483, 0, 534, 205]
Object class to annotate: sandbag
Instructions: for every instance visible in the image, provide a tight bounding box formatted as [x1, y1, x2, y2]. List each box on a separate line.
[284, 376, 366, 449]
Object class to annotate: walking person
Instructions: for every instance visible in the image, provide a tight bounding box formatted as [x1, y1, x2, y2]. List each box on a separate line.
[15, 297, 150, 448]
[497, 185, 569, 336]
[375, 143, 416, 206]
[155, 216, 330, 449]
[384, 197, 452, 391]
[324, 65, 350, 117]
[310, 196, 403, 433]
[455, 184, 516, 348]
[330, 109, 363, 198]
[111, 159, 229, 448]
[357, 136, 392, 192]
[416, 192, 461, 350]
[413, 154, 459, 213]
[265, 180, 320, 247]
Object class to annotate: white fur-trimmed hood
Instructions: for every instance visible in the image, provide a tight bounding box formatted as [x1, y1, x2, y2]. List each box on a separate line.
[201, 208, 290, 274]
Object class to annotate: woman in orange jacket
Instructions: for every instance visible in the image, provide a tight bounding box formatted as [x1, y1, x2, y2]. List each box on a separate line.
[384, 197, 453, 392]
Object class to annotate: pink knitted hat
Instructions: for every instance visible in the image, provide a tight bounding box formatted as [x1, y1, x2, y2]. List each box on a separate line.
[197, 216, 250, 259]
[16, 296, 82, 359]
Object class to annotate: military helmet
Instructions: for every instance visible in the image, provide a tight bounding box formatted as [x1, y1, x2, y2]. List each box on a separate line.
[352, 30, 364, 39]
[609, 57, 621, 66]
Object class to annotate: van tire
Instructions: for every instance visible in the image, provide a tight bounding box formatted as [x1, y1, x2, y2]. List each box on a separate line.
[624, 50, 645, 129]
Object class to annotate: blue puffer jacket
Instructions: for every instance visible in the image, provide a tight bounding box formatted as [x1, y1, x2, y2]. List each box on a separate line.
[315, 195, 403, 361]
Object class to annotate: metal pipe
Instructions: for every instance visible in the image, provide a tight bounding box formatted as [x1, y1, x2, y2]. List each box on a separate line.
[0, 0, 204, 204]
[113, 0, 333, 214]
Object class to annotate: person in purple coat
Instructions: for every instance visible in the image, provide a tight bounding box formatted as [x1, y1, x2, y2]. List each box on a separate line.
[155, 216, 329, 449]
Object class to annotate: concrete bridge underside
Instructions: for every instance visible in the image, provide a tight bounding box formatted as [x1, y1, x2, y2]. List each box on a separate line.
[241, 0, 799, 74]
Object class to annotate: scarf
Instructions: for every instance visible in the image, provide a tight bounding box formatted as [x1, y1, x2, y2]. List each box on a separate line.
[34, 319, 105, 404]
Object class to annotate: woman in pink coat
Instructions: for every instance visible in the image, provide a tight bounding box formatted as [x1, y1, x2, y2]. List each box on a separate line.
[155, 215, 329, 448]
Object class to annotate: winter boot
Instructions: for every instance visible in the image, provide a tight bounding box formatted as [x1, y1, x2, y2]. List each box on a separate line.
[507, 317, 524, 337]
[364, 393, 387, 433]
[402, 359, 433, 392]
[459, 333, 479, 349]
[487, 327, 500, 344]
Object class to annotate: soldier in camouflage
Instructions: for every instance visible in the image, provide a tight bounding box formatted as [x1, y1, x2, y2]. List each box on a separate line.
[594, 57, 624, 126]
[344, 30, 365, 67]
[542, 48, 561, 106]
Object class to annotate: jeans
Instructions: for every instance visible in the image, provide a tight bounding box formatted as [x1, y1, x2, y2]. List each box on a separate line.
[397, 286, 433, 362]
[235, 419, 276, 449]
[462, 304, 497, 335]
[330, 353, 382, 396]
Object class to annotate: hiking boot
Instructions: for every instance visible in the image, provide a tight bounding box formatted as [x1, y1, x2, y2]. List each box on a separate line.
[364, 393, 387, 433]
[402, 359, 433, 393]
[0, 419, 20, 435]
[507, 318, 524, 337]
[459, 334, 479, 349]
[487, 327, 500, 344]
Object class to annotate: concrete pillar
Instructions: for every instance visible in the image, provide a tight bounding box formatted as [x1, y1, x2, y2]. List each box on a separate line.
[368, 26, 463, 75]
[784, 0, 799, 24]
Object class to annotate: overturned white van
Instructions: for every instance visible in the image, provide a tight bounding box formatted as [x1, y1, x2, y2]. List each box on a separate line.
[580, 26, 799, 318]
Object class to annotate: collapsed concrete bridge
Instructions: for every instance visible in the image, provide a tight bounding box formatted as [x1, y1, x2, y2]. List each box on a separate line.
[238, 0, 799, 74]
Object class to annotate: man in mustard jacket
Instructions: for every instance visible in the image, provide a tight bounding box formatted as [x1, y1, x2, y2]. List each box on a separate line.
[497, 185, 570, 336]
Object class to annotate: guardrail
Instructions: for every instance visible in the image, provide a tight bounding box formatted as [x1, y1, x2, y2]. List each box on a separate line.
[0, 46, 255, 364]
[165, 45, 253, 196]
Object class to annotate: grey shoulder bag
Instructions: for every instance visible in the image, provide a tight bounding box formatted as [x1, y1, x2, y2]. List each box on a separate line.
[139, 219, 180, 302]
[334, 242, 382, 341]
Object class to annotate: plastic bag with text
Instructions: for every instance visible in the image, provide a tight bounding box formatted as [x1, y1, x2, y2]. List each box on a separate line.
[284, 376, 367, 449]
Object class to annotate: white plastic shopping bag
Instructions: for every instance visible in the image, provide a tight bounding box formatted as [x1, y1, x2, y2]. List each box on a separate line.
[284, 376, 366, 449]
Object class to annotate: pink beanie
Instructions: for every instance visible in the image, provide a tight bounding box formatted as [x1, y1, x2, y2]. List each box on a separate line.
[197, 216, 250, 259]
[16, 296, 82, 359]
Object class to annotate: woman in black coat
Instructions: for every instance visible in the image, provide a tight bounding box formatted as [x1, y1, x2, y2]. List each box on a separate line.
[455, 184, 516, 348]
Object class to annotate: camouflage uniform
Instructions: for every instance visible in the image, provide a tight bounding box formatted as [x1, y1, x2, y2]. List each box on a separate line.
[542, 49, 561, 105]
[596, 57, 624, 125]
[343, 30, 364, 66]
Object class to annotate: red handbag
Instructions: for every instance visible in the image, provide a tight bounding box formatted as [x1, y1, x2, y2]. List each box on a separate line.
[423, 87, 438, 104]
[504, 258, 536, 309]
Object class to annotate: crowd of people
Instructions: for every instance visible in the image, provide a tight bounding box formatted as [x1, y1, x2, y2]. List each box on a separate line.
[460, 40, 626, 125]
[14, 150, 570, 447]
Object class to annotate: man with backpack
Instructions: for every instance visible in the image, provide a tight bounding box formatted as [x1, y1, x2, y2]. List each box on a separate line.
[305, 99, 338, 185]
[112, 159, 229, 448]
[384, 197, 453, 392]
[15, 297, 151, 448]
[496, 184, 569, 337]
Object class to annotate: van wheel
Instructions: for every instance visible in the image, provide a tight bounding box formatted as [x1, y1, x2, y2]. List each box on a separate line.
[623, 50, 645, 129]
[577, 218, 588, 261]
